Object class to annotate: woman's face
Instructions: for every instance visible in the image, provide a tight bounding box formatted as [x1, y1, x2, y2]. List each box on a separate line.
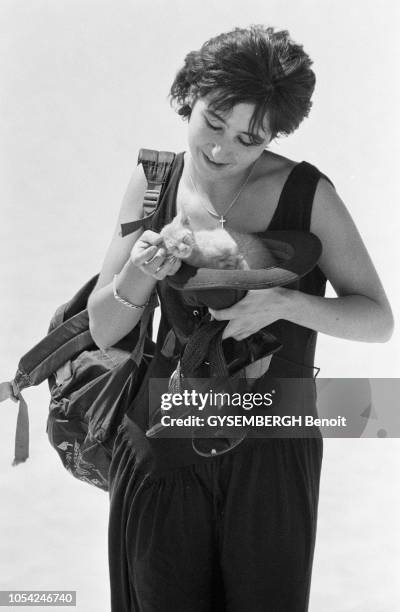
[187, 96, 272, 180]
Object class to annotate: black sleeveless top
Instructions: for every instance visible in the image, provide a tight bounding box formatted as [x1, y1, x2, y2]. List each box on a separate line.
[151, 152, 328, 379]
[123, 152, 328, 468]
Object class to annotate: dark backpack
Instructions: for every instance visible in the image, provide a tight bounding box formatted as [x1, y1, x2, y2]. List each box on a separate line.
[0, 149, 175, 491]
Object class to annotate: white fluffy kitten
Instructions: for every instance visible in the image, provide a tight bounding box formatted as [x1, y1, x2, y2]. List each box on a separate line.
[160, 211, 276, 270]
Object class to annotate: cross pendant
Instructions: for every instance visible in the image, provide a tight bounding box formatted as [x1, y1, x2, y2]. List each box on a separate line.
[219, 216, 226, 229]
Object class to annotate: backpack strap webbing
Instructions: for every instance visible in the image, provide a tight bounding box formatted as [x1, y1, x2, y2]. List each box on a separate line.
[120, 149, 176, 237]
[7, 290, 159, 466]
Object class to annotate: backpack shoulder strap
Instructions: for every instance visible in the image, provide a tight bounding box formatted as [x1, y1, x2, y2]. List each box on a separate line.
[120, 148, 176, 237]
[1, 151, 174, 467]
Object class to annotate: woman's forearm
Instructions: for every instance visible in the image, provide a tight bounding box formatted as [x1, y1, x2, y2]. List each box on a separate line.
[284, 289, 394, 343]
[88, 259, 157, 350]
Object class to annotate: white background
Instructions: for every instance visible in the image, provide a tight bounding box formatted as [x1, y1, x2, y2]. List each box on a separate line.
[0, 1, 399, 611]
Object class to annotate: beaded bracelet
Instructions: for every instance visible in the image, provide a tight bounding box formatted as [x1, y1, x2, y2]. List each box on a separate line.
[112, 274, 148, 310]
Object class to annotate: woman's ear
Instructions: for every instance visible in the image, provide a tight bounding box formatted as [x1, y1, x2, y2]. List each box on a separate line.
[187, 87, 198, 112]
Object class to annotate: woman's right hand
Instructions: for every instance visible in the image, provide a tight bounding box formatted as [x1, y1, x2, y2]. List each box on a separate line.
[130, 230, 182, 280]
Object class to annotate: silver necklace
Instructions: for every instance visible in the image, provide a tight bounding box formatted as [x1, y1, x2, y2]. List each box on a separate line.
[187, 160, 257, 229]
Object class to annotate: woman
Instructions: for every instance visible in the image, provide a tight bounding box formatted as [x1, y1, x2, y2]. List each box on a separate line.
[88, 26, 393, 612]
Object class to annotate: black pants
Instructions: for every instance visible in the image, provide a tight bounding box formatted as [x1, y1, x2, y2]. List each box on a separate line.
[108, 416, 323, 612]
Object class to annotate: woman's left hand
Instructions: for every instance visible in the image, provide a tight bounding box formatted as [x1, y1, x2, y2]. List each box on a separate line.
[208, 287, 292, 341]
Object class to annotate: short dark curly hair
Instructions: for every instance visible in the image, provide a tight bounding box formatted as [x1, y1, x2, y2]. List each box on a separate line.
[169, 25, 316, 139]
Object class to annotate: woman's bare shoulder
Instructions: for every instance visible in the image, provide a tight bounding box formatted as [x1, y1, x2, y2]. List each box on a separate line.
[256, 150, 298, 181]
[249, 150, 298, 204]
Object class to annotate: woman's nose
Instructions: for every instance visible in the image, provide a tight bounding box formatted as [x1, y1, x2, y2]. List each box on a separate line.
[210, 143, 233, 163]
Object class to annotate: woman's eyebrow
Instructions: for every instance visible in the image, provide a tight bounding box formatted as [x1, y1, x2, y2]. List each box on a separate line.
[205, 109, 265, 140]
